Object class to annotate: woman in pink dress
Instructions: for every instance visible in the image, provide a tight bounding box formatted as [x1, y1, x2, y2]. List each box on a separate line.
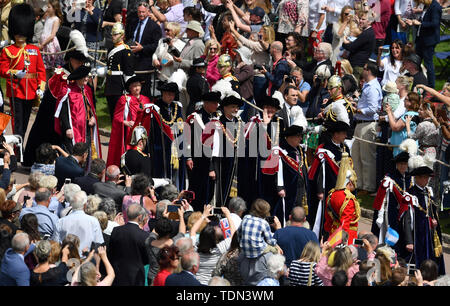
[39, 0, 64, 78]
[201, 39, 221, 88]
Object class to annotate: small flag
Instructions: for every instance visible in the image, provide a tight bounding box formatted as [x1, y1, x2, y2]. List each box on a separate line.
[220, 218, 232, 239]
[385, 227, 399, 247]
[327, 224, 343, 248]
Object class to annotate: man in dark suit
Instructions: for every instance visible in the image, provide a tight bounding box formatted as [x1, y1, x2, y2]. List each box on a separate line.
[165, 251, 203, 286]
[128, 2, 162, 97]
[0, 232, 35, 286]
[300, 42, 334, 86]
[277, 85, 299, 127]
[93, 165, 131, 213]
[73, 158, 106, 195]
[54, 142, 89, 189]
[413, 0, 442, 88]
[108, 203, 149, 286]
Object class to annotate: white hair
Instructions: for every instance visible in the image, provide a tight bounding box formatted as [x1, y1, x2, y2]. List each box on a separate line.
[71, 190, 88, 210]
[267, 254, 285, 276]
[435, 275, 450, 286]
[64, 183, 81, 204]
[208, 276, 231, 286]
[318, 42, 332, 59]
[12, 232, 30, 253]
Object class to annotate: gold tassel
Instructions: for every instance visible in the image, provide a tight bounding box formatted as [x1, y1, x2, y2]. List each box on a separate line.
[170, 143, 179, 170]
[229, 177, 238, 198]
[433, 230, 443, 258]
[302, 195, 308, 215]
[91, 135, 98, 159]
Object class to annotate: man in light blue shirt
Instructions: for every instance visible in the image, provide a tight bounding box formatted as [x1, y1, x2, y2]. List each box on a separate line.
[19, 188, 59, 241]
[351, 61, 382, 195]
[57, 190, 104, 256]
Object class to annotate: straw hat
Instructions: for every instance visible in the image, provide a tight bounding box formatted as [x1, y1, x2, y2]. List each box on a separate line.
[382, 81, 399, 94]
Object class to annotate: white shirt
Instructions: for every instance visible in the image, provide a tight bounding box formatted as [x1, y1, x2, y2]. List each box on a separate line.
[325, 0, 354, 24]
[57, 210, 104, 256]
[309, 0, 327, 32]
[380, 57, 402, 86]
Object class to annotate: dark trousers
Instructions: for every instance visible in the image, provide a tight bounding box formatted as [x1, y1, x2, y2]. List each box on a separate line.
[416, 41, 437, 88]
[323, 24, 333, 44]
[106, 95, 121, 121]
[12, 98, 33, 139]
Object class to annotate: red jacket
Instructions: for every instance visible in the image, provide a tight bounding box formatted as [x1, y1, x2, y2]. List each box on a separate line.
[372, 0, 392, 40]
[324, 189, 361, 245]
[107, 94, 151, 168]
[0, 44, 46, 100]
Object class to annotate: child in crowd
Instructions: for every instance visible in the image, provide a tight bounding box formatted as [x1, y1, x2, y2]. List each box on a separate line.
[33, 8, 46, 44]
[382, 81, 401, 113]
[339, 27, 361, 59]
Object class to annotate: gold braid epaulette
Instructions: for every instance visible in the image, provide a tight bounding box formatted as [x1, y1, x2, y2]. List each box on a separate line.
[4, 46, 28, 71]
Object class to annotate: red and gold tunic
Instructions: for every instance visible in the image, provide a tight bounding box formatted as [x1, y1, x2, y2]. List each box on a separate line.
[0, 43, 46, 100]
[324, 188, 361, 245]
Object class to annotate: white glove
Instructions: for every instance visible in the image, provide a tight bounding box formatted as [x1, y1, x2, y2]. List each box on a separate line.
[15, 70, 26, 79]
[36, 89, 44, 99]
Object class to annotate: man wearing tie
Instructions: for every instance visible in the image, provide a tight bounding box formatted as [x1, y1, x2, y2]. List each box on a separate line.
[129, 2, 162, 97]
[277, 85, 300, 127]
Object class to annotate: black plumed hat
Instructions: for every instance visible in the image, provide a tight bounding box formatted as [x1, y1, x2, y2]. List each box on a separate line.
[8, 3, 35, 42]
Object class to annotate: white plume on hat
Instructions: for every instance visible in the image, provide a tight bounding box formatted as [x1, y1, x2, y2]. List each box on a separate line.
[272, 91, 284, 108]
[289, 105, 307, 130]
[168, 69, 187, 92]
[211, 79, 240, 100]
[408, 152, 435, 171]
[399, 138, 418, 156]
[69, 30, 89, 58]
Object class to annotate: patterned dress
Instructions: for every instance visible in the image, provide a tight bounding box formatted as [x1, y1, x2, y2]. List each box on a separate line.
[40, 16, 64, 70]
[276, 0, 309, 37]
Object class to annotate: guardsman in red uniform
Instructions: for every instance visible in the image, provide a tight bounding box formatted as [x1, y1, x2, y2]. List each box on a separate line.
[0, 3, 46, 138]
[324, 152, 360, 245]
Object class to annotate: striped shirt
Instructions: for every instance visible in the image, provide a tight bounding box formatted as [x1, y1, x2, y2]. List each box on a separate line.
[288, 261, 324, 286]
[239, 215, 277, 259]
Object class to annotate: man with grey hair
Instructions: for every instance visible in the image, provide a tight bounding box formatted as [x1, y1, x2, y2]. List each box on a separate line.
[93, 165, 131, 212]
[0, 232, 35, 286]
[57, 190, 104, 256]
[74, 158, 106, 195]
[59, 183, 81, 217]
[256, 253, 286, 286]
[301, 42, 334, 85]
[165, 251, 203, 286]
[108, 203, 150, 286]
[273, 206, 318, 266]
[219, 197, 246, 238]
[19, 187, 60, 241]
[158, 184, 179, 202]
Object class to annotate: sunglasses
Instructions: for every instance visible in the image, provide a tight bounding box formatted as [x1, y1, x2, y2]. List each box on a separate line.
[210, 47, 218, 50]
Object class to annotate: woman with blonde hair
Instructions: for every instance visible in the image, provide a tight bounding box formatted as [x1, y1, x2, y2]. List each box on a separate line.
[331, 5, 359, 66]
[152, 22, 186, 82]
[229, 23, 274, 105]
[201, 39, 222, 88]
[315, 242, 359, 286]
[288, 241, 324, 286]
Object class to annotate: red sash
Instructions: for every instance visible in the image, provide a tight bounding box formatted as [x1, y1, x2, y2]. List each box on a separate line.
[307, 146, 339, 180]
